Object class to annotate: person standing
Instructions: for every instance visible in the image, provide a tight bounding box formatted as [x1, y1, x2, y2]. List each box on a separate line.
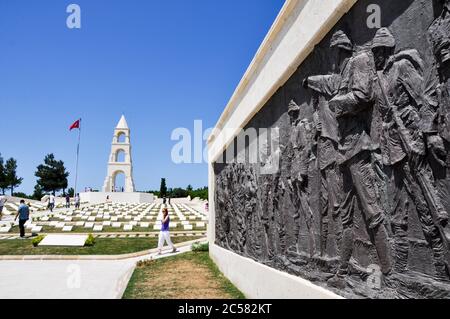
[48, 194, 55, 212]
[74, 193, 80, 209]
[15, 200, 29, 239]
[0, 195, 7, 221]
[65, 194, 71, 209]
[157, 208, 178, 255]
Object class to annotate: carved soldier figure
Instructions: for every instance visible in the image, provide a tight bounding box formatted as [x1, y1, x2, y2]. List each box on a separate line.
[372, 27, 449, 279]
[260, 142, 285, 262]
[429, 0, 450, 214]
[303, 30, 347, 257]
[325, 30, 392, 288]
[285, 100, 316, 257]
[243, 166, 261, 258]
[260, 174, 276, 261]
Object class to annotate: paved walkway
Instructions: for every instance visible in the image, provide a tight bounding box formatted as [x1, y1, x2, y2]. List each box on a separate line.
[0, 241, 202, 299]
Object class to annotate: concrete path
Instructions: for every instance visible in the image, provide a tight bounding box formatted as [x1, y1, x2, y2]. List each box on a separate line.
[0, 259, 135, 299]
[0, 241, 203, 299]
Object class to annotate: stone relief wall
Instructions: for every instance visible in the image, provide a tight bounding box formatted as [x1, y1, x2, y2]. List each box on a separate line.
[214, 0, 450, 298]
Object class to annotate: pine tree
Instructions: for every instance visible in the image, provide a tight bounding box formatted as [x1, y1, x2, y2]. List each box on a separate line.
[35, 154, 70, 195]
[4, 158, 23, 196]
[0, 154, 7, 195]
[32, 184, 45, 201]
[160, 178, 167, 197]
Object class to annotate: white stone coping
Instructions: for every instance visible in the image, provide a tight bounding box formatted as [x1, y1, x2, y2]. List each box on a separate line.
[210, 243, 343, 299]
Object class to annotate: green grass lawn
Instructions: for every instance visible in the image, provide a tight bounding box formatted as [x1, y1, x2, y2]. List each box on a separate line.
[123, 251, 245, 299]
[0, 236, 203, 256]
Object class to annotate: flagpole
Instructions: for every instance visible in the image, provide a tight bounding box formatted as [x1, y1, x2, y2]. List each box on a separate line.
[74, 119, 81, 198]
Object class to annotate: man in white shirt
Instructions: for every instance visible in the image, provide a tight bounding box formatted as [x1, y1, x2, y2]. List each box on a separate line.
[74, 193, 80, 209]
[0, 195, 7, 221]
[48, 194, 55, 212]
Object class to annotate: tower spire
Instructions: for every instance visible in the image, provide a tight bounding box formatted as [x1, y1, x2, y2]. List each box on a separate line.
[102, 116, 135, 193]
[116, 115, 129, 129]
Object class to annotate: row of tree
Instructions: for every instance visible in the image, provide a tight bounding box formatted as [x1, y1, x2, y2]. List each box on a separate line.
[148, 178, 208, 200]
[0, 153, 70, 200]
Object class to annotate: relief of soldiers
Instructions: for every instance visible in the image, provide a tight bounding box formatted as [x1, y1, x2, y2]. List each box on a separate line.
[259, 173, 276, 261]
[259, 140, 285, 262]
[429, 0, 450, 214]
[285, 100, 316, 257]
[233, 164, 249, 253]
[215, 174, 231, 248]
[372, 27, 449, 279]
[325, 30, 392, 288]
[302, 30, 348, 257]
[242, 165, 261, 259]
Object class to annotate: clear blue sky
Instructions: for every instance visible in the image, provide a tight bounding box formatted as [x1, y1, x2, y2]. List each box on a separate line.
[0, 0, 284, 194]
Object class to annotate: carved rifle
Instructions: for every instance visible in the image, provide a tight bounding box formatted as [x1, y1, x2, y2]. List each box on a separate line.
[374, 73, 450, 264]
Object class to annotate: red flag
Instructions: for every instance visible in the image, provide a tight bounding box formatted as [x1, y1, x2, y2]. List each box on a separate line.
[70, 119, 80, 131]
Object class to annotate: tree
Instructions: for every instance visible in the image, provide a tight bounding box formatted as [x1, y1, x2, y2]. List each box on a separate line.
[187, 184, 193, 192]
[67, 188, 75, 197]
[171, 188, 188, 198]
[4, 158, 23, 196]
[0, 154, 7, 195]
[160, 178, 167, 198]
[32, 184, 45, 201]
[35, 154, 70, 195]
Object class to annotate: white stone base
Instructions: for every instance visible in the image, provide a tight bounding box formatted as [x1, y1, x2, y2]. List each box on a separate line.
[39, 235, 88, 247]
[80, 192, 154, 205]
[209, 244, 342, 299]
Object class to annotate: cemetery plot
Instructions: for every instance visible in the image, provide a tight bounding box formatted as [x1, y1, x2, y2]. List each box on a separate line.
[1, 202, 208, 235]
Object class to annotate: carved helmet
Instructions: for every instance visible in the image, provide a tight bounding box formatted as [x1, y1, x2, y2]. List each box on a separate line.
[287, 100, 300, 115]
[372, 27, 396, 49]
[428, 7, 450, 59]
[330, 30, 353, 52]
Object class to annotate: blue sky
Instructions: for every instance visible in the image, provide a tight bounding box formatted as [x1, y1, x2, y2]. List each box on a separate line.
[0, 0, 284, 194]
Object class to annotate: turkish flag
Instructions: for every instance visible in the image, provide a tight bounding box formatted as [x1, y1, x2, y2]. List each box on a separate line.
[69, 119, 80, 131]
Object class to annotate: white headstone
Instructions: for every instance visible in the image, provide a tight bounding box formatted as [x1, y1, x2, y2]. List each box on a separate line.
[31, 226, 43, 233]
[39, 235, 88, 247]
[0, 227, 11, 233]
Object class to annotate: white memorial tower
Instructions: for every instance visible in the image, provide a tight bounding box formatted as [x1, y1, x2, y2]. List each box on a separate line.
[102, 115, 136, 193]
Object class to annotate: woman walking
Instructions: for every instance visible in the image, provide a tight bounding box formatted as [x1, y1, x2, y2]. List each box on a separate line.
[157, 208, 178, 255]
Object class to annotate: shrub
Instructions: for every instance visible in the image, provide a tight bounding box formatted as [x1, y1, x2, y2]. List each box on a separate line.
[32, 235, 45, 247]
[85, 234, 95, 247]
[192, 242, 209, 252]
